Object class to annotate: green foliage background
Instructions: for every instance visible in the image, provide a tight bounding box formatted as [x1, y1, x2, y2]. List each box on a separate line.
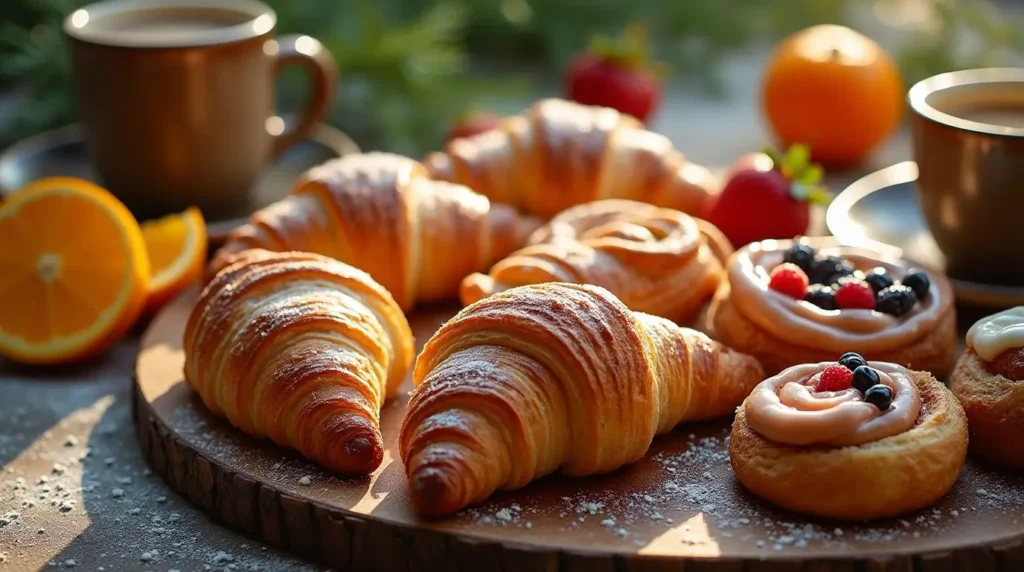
[1, 0, 1022, 154]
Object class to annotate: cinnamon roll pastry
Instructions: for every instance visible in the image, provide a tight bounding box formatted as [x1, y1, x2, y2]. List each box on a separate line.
[184, 249, 414, 474]
[707, 238, 956, 377]
[951, 307, 1024, 470]
[424, 98, 717, 220]
[400, 282, 764, 516]
[460, 199, 732, 322]
[210, 152, 540, 311]
[731, 355, 968, 520]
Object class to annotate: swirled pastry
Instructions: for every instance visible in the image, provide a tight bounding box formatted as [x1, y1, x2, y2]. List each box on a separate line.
[707, 238, 956, 377]
[731, 356, 968, 520]
[210, 152, 540, 311]
[184, 250, 414, 474]
[399, 282, 764, 516]
[424, 98, 717, 219]
[951, 307, 1024, 470]
[460, 199, 732, 322]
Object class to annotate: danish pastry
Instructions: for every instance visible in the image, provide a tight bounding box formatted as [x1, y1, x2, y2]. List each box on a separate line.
[950, 306, 1024, 470]
[707, 238, 956, 377]
[184, 249, 414, 474]
[400, 282, 764, 516]
[731, 354, 968, 520]
[460, 199, 732, 322]
[424, 98, 717, 219]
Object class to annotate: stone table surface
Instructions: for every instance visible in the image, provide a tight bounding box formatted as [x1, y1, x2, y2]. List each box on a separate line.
[0, 42, 921, 571]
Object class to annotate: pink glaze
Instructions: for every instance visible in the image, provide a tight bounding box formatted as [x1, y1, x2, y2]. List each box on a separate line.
[744, 361, 921, 447]
[726, 238, 952, 354]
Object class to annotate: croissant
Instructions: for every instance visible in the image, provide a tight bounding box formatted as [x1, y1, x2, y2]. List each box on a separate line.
[424, 98, 717, 220]
[460, 199, 733, 322]
[210, 152, 540, 311]
[184, 249, 414, 474]
[399, 282, 764, 516]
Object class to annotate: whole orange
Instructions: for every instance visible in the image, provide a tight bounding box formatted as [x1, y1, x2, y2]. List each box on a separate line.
[762, 25, 903, 167]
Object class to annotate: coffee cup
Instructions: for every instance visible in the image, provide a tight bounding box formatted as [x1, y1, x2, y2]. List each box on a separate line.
[909, 68, 1024, 287]
[63, 0, 336, 218]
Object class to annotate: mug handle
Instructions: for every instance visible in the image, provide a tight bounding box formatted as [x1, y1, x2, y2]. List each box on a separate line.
[270, 34, 338, 156]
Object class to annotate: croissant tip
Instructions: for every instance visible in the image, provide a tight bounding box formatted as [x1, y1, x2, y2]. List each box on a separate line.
[410, 466, 460, 518]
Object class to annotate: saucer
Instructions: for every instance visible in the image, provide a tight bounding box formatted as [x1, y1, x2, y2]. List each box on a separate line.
[0, 123, 359, 244]
[826, 161, 1024, 309]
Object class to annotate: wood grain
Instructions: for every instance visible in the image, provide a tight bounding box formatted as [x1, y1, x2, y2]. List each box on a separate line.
[135, 289, 1024, 571]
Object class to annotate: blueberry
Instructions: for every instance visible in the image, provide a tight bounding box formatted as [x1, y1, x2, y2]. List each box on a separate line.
[783, 243, 816, 273]
[803, 284, 836, 310]
[901, 270, 931, 300]
[852, 365, 879, 393]
[864, 384, 894, 410]
[808, 254, 854, 285]
[875, 285, 917, 317]
[863, 267, 894, 293]
[839, 352, 867, 372]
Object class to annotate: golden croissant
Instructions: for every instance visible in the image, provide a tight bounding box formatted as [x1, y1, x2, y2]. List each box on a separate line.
[184, 249, 414, 474]
[424, 98, 717, 220]
[399, 282, 764, 516]
[210, 152, 540, 311]
[460, 199, 733, 322]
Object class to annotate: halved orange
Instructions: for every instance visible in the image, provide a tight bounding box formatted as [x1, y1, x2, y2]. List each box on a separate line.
[141, 207, 207, 314]
[0, 177, 149, 364]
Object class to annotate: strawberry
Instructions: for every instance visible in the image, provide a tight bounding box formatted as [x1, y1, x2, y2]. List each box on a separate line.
[445, 111, 502, 144]
[705, 144, 831, 248]
[835, 281, 876, 310]
[815, 364, 854, 392]
[565, 23, 666, 123]
[768, 263, 809, 299]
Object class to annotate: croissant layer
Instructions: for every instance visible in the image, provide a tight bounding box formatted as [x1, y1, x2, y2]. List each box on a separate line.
[425, 99, 717, 219]
[184, 250, 414, 474]
[211, 152, 539, 310]
[400, 282, 763, 516]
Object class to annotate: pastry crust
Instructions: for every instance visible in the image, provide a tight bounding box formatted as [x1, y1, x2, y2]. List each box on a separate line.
[731, 369, 968, 520]
[707, 239, 957, 378]
[710, 283, 958, 377]
[424, 98, 717, 219]
[459, 199, 732, 322]
[950, 349, 1024, 470]
[400, 282, 764, 516]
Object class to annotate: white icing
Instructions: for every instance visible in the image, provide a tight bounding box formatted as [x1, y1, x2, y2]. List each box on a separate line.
[967, 306, 1024, 361]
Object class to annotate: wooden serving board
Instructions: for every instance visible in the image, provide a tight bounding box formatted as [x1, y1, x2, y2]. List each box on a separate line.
[135, 289, 1024, 571]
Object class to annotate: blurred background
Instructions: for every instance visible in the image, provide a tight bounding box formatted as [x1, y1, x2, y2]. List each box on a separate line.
[2, 0, 1024, 161]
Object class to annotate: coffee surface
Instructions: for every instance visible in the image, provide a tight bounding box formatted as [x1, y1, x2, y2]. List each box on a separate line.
[89, 7, 251, 37]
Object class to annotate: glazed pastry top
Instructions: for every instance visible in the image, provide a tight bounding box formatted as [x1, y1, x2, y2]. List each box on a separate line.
[727, 239, 952, 354]
[966, 306, 1024, 361]
[745, 361, 921, 446]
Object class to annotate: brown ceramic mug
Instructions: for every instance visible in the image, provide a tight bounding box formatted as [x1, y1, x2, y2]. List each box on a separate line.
[909, 68, 1024, 287]
[64, 0, 336, 219]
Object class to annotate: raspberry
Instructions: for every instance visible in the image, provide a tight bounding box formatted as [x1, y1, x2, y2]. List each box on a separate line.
[835, 281, 876, 310]
[815, 364, 853, 392]
[990, 348, 1024, 381]
[768, 263, 809, 299]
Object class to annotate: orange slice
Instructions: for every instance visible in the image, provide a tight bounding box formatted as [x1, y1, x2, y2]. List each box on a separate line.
[141, 207, 207, 313]
[0, 177, 149, 364]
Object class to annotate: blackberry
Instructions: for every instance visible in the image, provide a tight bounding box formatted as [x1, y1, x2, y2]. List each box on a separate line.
[875, 284, 917, 317]
[808, 254, 854, 285]
[900, 270, 931, 300]
[803, 284, 836, 310]
[782, 243, 816, 273]
[863, 267, 894, 293]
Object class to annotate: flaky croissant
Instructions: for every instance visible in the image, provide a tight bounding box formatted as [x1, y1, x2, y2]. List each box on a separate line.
[424, 98, 717, 220]
[460, 199, 733, 322]
[210, 152, 540, 311]
[399, 282, 764, 516]
[184, 249, 414, 474]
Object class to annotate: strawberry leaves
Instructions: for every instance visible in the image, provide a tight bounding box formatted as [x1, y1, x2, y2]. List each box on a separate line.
[588, 23, 671, 79]
[763, 144, 831, 205]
